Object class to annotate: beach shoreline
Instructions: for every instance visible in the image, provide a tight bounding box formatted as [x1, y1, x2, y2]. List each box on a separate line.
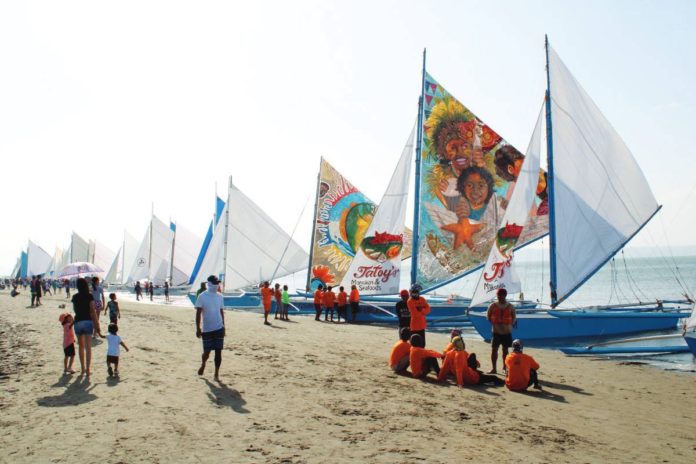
[0, 290, 694, 463]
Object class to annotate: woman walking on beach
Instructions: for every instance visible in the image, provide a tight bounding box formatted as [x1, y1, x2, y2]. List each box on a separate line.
[91, 276, 105, 338]
[72, 277, 104, 376]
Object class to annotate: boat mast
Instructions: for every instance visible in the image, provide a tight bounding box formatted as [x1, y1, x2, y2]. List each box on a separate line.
[544, 35, 559, 307]
[304, 161, 322, 292]
[169, 219, 176, 287]
[410, 48, 427, 286]
[221, 176, 232, 293]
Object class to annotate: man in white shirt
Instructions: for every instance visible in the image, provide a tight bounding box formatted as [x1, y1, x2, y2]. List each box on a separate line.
[195, 275, 225, 381]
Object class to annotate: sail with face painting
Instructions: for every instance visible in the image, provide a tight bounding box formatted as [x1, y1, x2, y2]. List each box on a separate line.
[306, 158, 413, 291]
[414, 73, 549, 291]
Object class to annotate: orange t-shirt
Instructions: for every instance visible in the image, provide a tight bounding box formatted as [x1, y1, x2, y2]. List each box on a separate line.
[407, 297, 431, 331]
[349, 289, 360, 302]
[261, 287, 273, 308]
[442, 342, 454, 356]
[323, 291, 336, 307]
[389, 340, 411, 368]
[505, 352, 540, 391]
[337, 291, 347, 306]
[313, 290, 322, 304]
[409, 346, 441, 378]
[437, 350, 480, 386]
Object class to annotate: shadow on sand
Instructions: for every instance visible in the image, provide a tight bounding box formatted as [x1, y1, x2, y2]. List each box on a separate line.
[202, 378, 249, 413]
[37, 375, 97, 407]
[541, 380, 592, 396]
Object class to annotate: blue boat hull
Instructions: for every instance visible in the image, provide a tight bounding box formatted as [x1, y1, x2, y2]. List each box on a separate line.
[685, 332, 696, 357]
[469, 310, 687, 343]
[188, 293, 261, 307]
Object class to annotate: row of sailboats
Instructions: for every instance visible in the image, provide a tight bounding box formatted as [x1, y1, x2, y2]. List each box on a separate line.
[180, 37, 693, 343]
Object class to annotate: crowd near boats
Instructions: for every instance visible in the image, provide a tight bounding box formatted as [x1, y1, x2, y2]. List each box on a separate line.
[6, 38, 696, 357]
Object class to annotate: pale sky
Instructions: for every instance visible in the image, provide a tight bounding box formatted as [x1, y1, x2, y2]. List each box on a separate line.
[2, 0, 695, 276]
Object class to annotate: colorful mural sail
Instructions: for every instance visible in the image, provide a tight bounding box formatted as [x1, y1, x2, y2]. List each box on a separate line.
[416, 72, 548, 289]
[341, 126, 414, 295]
[308, 158, 412, 291]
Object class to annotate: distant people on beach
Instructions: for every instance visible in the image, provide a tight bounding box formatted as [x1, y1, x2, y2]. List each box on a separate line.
[487, 288, 516, 374]
[59, 313, 76, 374]
[323, 286, 336, 322]
[148, 282, 154, 301]
[135, 281, 142, 301]
[106, 323, 129, 377]
[107, 293, 120, 323]
[260, 281, 272, 325]
[196, 281, 206, 298]
[408, 333, 441, 379]
[281, 285, 290, 321]
[273, 283, 282, 320]
[505, 339, 542, 391]
[337, 286, 347, 322]
[195, 275, 225, 381]
[164, 281, 170, 303]
[64, 279, 70, 298]
[91, 277, 105, 338]
[349, 285, 360, 322]
[72, 277, 104, 377]
[407, 284, 430, 345]
[389, 327, 411, 374]
[313, 285, 323, 321]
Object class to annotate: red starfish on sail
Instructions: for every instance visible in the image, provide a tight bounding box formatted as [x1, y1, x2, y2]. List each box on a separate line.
[441, 219, 484, 250]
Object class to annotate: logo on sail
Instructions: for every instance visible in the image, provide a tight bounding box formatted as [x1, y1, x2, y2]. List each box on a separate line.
[360, 231, 403, 262]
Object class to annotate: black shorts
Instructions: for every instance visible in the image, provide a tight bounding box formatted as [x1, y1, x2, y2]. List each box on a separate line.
[107, 355, 119, 365]
[492, 333, 513, 349]
[63, 344, 75, 357]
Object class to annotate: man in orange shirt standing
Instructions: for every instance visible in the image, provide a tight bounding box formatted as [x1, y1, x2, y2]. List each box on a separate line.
[323, 286, 336, 321]
[504, 339, 542, 391]
[407, 284, 430, 345]
[260, 281, 273, 326]
[349, 285, 360, 322]
[336, 286, 347, 323]
[313, 285, 323, 321]
[487, 288, 516, 374]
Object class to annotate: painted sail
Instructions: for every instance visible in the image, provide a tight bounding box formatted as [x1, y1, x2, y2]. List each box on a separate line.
[170, 222, 203, 286]
[308, 158, 414, 290]
[415, 73, 549, 290]
[27, 240, 52, 277]
[470, 105, 544, 307]
[70, 233, 90, 263]
[189, 196, 225, 285]
[341, 126, 415, 294]
[547, 45, 659, 305]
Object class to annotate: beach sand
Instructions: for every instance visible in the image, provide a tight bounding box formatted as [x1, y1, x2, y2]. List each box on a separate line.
[0, 290, 694, 464]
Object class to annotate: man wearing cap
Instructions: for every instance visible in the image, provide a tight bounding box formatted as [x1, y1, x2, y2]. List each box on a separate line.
[504, 339, 542, 391]
[486, 287, 516, 374]
[395, 289, 410, 335]
[195, 275, 225, 381]
[407, 284, 430, 345]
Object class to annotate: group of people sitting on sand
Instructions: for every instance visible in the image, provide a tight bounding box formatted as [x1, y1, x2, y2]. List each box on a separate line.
[389, 286, 542, 392]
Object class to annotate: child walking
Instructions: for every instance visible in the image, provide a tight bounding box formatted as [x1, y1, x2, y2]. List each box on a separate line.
[59, 313, 76, 374]
[107, 293, 120, 323]
[106, 323, 129, 377]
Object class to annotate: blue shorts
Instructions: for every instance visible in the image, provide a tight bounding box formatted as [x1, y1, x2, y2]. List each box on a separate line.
[201, 328, 225, 352]
[74, 320, 93, 336]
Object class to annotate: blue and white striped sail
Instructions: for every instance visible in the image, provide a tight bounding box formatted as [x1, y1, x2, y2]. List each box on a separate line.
[189, 196, 225, 285]
[547, 44, 660, 305]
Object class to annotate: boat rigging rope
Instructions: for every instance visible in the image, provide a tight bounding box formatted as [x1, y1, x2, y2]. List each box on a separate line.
[620, 250, 649, 302]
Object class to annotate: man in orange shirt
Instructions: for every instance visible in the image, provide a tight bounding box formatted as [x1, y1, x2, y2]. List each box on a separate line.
[337, 286, 347, 323]
[487, 288, 516, 374]
[313, 285, 323, 321]
[260, 281, 273, 326]
[437, 336, 479, 387]
[408, 333, 441, 379]
[504, 339, 542, 391]
[349, 285, 360, 322]
[323, 285, 336, 321]
[407, 284, 431, 345]
[389, 327, 411, 374]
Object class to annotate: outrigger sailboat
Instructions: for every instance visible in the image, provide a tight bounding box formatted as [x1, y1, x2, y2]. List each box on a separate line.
[466, 37, 691, 342]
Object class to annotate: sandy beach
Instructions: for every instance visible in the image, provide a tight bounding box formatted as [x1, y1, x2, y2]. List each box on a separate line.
[0, 290, 694, 463]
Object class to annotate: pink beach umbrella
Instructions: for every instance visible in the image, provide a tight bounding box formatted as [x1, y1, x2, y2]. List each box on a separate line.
[57, 262, 104, 279]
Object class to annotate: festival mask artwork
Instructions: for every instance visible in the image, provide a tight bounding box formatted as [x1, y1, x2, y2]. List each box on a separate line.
[415, 73, 549, 290]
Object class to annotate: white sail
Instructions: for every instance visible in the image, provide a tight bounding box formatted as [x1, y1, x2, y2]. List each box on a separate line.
[128, 227, 151, 284]
[88, 240, 96, 263]
[105, 247, 121, 284]
[189, 204, 227, 292]
[547, 45, 659, 304]
[47, 246, 64, 277]
[470, 105, 544, 307]
[170, 223, 203, 286]
[122, 231, 139, 284]
[127, 217, 174, 284]
[11, 257, 21, 278]
[92, 241, 116, 275]
[70, 233, 90, 263]
[341, 125, 414, 295]
[223, 181, 309, 292]
[685, 304, 696, 331]
[27, 240, 52, 277]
